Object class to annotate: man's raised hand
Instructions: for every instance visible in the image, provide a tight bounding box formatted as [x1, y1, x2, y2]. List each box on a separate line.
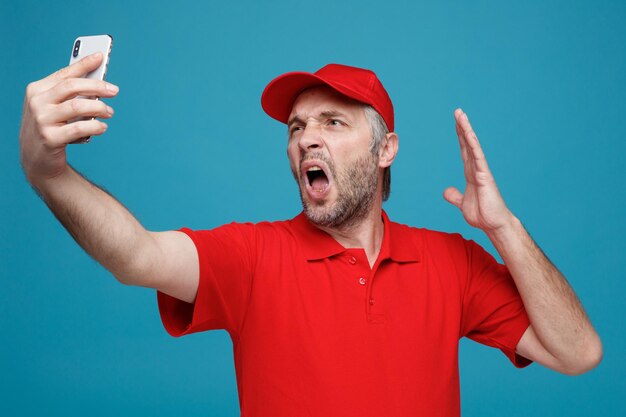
[19, 52, 118, 185]
[443, 109, 515, 233]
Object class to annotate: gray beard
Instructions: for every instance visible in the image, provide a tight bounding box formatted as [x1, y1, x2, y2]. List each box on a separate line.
[298, 151, 379, 230]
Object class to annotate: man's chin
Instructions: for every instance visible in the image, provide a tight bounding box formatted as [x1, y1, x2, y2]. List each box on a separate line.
[303, 199, 355, 229]
[303, 202, 333, 226]
[299, 187, 345, 227]
[303, 202, 328, 218]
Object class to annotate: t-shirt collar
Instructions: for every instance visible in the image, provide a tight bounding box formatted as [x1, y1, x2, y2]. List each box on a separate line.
[290, 211, 421, 263]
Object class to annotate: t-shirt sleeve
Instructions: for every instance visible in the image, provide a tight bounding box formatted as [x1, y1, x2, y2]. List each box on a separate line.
[459, 239, 532, 368]
[157, 223, 256, 341]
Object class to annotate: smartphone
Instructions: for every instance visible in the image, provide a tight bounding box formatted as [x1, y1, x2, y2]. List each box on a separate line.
[68, 34, 113, 143]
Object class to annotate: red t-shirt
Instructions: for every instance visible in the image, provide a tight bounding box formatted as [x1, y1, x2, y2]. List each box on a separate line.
[158, 212, 531, 417]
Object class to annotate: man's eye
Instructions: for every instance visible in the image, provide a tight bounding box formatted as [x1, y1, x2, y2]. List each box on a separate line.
[290, 126, 303, 135]
[329, 119, 343, 126]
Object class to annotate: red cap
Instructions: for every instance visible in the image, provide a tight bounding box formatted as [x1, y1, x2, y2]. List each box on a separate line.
[261, 64, 394, 132]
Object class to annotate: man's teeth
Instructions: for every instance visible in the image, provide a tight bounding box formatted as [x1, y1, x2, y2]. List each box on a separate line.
[307, 166, 322, 172]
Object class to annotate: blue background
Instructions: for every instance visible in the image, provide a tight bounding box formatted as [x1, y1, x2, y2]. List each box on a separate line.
[1, 0, 624, 415]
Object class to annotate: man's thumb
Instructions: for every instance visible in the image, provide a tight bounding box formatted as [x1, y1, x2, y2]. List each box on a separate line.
[443, 187, 463, 209]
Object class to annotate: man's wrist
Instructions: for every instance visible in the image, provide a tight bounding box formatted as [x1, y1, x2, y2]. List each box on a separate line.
[28, 164, 75, 199]
[484, 213, 524, 249]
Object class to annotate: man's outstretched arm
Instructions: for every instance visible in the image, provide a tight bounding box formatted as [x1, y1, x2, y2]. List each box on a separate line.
[443, 109, 602, 375]
[20, 53, 199, 303]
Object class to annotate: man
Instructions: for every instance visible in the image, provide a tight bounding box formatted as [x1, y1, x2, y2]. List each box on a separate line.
[20, 53, 602, 417]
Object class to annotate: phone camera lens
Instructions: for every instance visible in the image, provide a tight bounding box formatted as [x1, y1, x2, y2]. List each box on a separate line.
[73, 40, 81, 58]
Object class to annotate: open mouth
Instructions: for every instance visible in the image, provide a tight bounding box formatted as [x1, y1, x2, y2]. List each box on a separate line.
[306, 166, 329, 192]
[301, 161, 332, 198]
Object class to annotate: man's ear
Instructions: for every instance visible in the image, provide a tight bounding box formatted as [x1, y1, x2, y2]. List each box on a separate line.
[378, 132, 398, 168]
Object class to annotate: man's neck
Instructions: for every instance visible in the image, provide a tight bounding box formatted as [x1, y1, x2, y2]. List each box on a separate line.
[316, 203, 385, 269]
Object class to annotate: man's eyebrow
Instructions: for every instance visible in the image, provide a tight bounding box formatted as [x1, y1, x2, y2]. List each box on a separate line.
[287, 110, 350, 127]
[287, 115, 305, 128]
[320, 110, 349, 119]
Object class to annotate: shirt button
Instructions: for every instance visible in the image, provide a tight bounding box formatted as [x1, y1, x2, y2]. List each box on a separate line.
[348, 256, 357, 265]
[358, 277, 367, 285]
[369, 298, 375, 305]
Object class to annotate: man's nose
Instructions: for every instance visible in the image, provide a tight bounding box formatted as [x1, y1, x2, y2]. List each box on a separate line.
[298, 124, 324, 151]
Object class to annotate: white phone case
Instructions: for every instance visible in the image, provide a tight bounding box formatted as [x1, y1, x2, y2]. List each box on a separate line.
[69, 34, 112, 86]
[68, 34, 113, 142]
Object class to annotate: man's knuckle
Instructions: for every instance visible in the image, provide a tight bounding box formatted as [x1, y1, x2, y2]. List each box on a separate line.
[25, 82, 39, 98]
[62, 78, 77, 91]
[27, 96, 41, 113]
[70, 99, 82, 114]
[40, 126, 55, 144]
[71, 122, 85, 136]
[34, 111, 47, 126]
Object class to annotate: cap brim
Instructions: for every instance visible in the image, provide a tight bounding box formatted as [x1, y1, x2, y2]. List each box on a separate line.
[261, 72, 329, 125]
[261, 71, 374, 126]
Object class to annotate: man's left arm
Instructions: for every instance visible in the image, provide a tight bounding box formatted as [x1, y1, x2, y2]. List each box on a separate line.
[444, 109, 602, 375]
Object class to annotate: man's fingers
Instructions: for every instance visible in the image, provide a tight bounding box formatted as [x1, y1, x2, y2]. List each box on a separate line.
[43, 98, 114, 124]
[44, 120, 108, 146]
[48, 52, 104, 82]
[454, 109, 485, 161]
[42, 77, 119, 104]
[454, 115, 468, 162]
[443, 187, 464, 208]
[453, 108, 495, 179]
[25, 53, 108, 99]
[34, 119, 105, 148]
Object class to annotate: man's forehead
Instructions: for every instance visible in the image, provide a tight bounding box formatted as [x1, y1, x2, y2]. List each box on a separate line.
[289, 86, 365, 119]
